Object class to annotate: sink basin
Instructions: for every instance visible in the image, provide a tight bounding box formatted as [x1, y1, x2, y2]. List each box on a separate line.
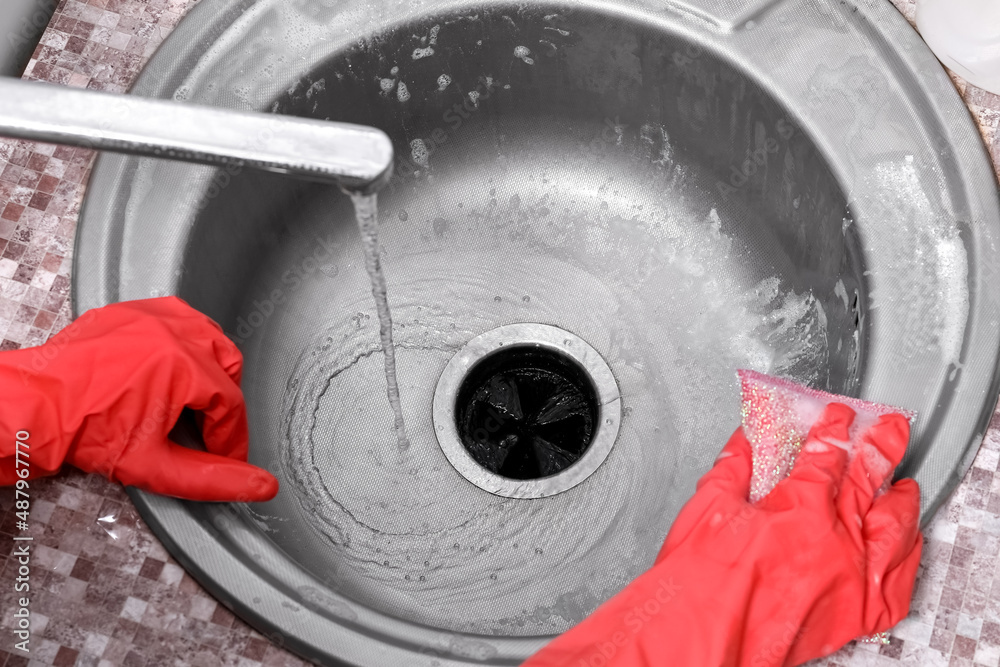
[73, 0, 1000, 664]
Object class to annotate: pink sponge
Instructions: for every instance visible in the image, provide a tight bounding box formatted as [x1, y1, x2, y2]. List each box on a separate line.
[738, 369, 916, 504]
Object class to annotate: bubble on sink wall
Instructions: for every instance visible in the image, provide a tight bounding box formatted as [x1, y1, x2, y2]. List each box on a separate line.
[305, 78, 326, 99]
[834, 278, 849, 308]
[863, 157, 969, 368]
[436, 74, 452, 91]
[514, 45, 534, 65]
[935, 234, 969, 369]
[412, 46, 435, 60]
[640, 123, 673, 167]
[380, 77, 396, 93]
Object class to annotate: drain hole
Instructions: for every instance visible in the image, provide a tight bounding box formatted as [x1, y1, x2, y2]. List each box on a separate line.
[455, 345, 600, 480]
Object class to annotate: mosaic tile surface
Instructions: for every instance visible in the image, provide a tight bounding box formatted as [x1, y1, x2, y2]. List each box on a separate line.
[0, 0, 997, 665]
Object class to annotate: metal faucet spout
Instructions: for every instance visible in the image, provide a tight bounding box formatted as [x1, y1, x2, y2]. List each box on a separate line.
[0, 78, 394, 192]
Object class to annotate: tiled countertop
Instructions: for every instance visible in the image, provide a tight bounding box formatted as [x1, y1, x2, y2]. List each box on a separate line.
[0, 1, 998, 665]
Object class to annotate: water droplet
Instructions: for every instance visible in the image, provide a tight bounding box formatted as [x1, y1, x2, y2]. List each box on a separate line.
[410, 139, 429, 167]
[490, 573, 498, 580]
[397, 81, 411, 102]
[398, 209, 409, 221]
[405, 574, 411, 580]
[419, 575, 426, 581]
[522, 295, 530, 302]
[424, 560, 430, 567]
[383, 560, 389, 566]
[453, 543, 460, 550]
[535, 548, 543, 555]
[494, 296, 502, 302]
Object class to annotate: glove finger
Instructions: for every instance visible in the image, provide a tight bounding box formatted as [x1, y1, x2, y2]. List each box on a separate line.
[837, 413, 912, 524]
[141, 296, 244, 386]
[656, 428, 753, 563]
[857, 413, 911, 490]
[168, 296, 245, 386]
[767, 403, 854, 512]
[213, 335, 244, 387]
[181, 360, 251, 460]
[862, 478, 922, 631]
[122, 442, 279, 502]
[862, 478, 922, 575]
[696, 426, 755, 499]
[863, 413, 912, 469]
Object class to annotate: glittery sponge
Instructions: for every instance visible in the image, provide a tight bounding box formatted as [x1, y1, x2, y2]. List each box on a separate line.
[738, 369, 916, 504]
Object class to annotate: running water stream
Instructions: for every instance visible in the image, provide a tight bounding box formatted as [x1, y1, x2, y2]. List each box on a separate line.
[350, 192, 410, 451]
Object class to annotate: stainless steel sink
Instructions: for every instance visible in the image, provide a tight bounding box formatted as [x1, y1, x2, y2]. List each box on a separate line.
[73, 0, 1000, 664]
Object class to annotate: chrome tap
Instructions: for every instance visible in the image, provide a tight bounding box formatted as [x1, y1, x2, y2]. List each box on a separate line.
[0, 77, 394, 192]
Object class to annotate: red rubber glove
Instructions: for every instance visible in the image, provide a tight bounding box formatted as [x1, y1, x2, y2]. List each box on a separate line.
[524, 403, 922, 667]
[1, 296, 278, 502]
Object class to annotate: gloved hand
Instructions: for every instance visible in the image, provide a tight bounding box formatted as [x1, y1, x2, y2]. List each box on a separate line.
[523, 403, 922, 667]
[1, 296, 278, 502]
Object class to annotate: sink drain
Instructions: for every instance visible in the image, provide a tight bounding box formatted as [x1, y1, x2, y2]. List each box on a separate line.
[433, 324, 621, 498]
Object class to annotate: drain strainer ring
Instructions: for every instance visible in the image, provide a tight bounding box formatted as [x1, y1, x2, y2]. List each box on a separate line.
[433, 323, 621, 498]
